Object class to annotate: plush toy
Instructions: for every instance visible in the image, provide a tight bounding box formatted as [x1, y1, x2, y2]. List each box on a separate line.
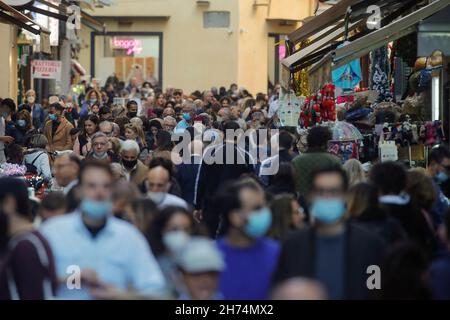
[322, 84, 337, 122]
[312, 95, 322, 124]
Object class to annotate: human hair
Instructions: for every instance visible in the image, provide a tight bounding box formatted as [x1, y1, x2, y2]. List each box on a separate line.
[79, 160, 113, 184]
[91, 131, 108, 143]
[40, 192, 66, 212]
[221, 120, 240, 132]
[268, 193, 296, 240]
[120, 139, 140, 154]
[6, 143, 24, 164]
[114, 116, 130, 137]
[54, 150, 81, 168]
[1, 98, 16, 112]
[343, 159, 366, 187]
[126, 100, 138, 110]
[30, 134, 48, 149]
[125, 123, 147, 148]
[147, 206, 195, 257]
[80, 114, 99, 139]
[16, 109, 32, 131]
[50, 102, 64, 113]
[213, 178, 263, 234]
[156, 130, 173, 151]
[86, 88, 101, 101]
[311, 164, 349, 192]
[149, 157, 174, 178]
[307, 126, 331, 150]
[99, 106, 111, 116]
[0, 177, 30, 219]
[278, 130, 294, 150]
[149, 119, 163, 130]
[428, 145, 450, 165]
[406, 169, 437, 211]
[347, 182, 379, 218]
[370, 161, 407, 196]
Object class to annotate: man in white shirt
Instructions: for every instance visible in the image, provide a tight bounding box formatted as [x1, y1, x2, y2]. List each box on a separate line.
[145, 157, 188, 210]
[41, 160, 166, 299]
[52, 151, 80, 194]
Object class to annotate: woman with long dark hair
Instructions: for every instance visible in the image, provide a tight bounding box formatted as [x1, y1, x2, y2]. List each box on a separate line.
[73, 114, 99, 157]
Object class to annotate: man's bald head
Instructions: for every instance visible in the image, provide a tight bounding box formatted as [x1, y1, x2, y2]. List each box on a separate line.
[271, 278, 327, 300]
[147, 166, 171, 193]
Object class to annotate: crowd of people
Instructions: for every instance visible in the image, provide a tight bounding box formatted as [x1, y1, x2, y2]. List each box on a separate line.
[0, 78, 450, 300]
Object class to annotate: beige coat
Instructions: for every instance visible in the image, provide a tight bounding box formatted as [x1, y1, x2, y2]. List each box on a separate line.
[44, 117, 74, 152]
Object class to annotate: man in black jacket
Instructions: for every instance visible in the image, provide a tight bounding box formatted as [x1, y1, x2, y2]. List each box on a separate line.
[273, 165, 386, 299]
[194, 121, 256, 236]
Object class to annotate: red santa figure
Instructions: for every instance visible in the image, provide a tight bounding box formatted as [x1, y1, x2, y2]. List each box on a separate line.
[322, 83, 336, 122]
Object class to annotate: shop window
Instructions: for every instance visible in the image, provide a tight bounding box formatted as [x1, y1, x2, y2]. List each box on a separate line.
[203, 11, 230, 28]
[94, 34, 161, 88]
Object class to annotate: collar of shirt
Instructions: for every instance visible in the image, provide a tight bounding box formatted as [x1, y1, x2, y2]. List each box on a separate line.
[73, 210, 116, 239]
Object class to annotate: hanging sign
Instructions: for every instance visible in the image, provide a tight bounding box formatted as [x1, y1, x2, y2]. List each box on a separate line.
[31, 60, 62, 80]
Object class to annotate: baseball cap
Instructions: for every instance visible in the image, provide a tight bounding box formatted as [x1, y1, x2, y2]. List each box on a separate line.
[176, 237, 225, 273]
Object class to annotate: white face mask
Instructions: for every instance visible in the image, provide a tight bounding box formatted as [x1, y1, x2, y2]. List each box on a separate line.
[163, 230, 190, 253]
[147, 191, 166, 204]
[27, 96, 36, 104]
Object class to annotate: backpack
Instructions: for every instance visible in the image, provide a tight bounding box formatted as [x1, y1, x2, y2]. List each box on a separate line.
[25, 151, 45, 175]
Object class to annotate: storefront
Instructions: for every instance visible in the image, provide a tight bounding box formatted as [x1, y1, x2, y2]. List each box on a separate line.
[280, 0, 450, 166]
[90, 31, 163, 88]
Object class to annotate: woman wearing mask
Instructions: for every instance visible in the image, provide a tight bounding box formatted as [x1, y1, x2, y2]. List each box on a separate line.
[19, 90, 45, 130]
[146, 119, 162, 151]
[124, 123, 149, 162]
[146, 206, 199, 297]
[23, 134, 52, 182]
[73, 115, 99, 158]
[347, 182, 406, 246]
[268, 194, 305, 240]
[14, 110, 36, 147]
[0, 177, 58, 299]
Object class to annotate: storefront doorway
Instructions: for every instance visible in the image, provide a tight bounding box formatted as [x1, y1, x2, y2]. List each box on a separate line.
[90, 31, 163, 88]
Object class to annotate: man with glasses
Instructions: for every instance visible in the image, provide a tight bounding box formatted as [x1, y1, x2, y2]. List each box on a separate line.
[274, 165, 386, 300]
[86, 132, 119, 163]
[99, 121, 114, 137]
[41, 161, 166, 299]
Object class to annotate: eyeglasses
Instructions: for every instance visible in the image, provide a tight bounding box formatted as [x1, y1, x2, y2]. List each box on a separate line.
[93, 142, 107, 147]
[311, 187, 344, 197]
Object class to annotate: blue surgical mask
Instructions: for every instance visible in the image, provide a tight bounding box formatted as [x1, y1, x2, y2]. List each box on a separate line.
[182, 113, 191, 121]
[436, 171, 449, 184]
[16, 119, 26, 127]
[49, 114, 58, 121]
[80, 199, 112, 221]
[1, 112, 9, 119]
[89, 99, 97, 105]
[244, 207, 272, 239]
[310, 198, 346, 224]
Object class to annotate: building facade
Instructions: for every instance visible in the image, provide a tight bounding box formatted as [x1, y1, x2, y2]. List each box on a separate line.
[80, 0, 316, 94]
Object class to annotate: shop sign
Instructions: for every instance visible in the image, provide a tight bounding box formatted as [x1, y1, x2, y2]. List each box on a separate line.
[31, 60, 62, 80]
[112, 38, 143, 55]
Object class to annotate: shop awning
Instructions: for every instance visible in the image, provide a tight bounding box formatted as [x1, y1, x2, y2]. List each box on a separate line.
[0, 0, 49, 35]
[288, 0, 363, 45]
[333, 0, 450, 69]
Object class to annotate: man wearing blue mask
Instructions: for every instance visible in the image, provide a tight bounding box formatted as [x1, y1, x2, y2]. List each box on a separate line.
[274, 165, 386, 300]
[174, 101, 195, 134]
[426, 145, 450, 227]
[40, 160, 166, 299]
[43, 103, 74, 153]
[215, 178, 280, 300]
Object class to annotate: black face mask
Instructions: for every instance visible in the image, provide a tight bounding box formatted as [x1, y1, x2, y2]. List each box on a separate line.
[127, 112, 137, 119]
[122, 159, 137, 170]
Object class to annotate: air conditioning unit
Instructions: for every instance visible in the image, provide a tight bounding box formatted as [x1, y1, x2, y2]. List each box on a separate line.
[196, 0, 210, 6]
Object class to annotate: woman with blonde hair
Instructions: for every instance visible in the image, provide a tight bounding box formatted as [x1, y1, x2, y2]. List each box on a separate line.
[343, 159, 366, 187]
[124, 122, 148, 162]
